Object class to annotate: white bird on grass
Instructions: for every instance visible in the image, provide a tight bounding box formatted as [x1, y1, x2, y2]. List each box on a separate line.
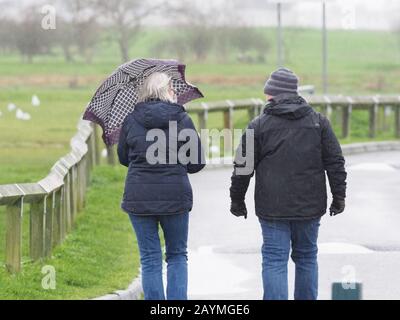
[7, 103, 16, 112]
[16, 108, 31, 121]
[32, 95, 41, 107]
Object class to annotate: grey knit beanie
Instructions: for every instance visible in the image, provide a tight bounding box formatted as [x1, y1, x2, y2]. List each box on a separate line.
[263, 67, 299, 96]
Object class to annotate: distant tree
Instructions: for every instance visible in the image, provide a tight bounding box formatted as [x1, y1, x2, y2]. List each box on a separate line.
[74, 18, 100, 63]
[95, 0, 167, 63]
[230, 27, 270, 63]
[184, 26, 215, 62]
[395, 5, 400, 60]
[151, 33, 189, 61]
[14, 7, 54, 63]
[0, 18, 16, 53]
[0, 1, 17, 53]
[167, 1, 263, 63]
[213, 27, 236, 62]
[166, 4, 217, 62]
[55, 18, 75, 62]
[57, 0, 100, 63]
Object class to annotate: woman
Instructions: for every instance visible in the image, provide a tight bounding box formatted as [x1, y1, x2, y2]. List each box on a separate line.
[117, 72, 205, 300]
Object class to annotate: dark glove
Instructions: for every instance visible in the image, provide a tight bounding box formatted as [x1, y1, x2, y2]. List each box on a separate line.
[230, 200, 247, 219]
[330, 197, 345, 216]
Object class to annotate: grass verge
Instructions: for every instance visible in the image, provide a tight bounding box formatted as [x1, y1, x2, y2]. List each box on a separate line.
[0, 165, 139, 300]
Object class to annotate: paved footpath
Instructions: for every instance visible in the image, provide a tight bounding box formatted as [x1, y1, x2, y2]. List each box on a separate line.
[186, 151, 400, 300]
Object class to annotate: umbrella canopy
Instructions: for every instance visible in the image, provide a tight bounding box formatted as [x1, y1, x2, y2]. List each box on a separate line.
[83, 58, 204, 146]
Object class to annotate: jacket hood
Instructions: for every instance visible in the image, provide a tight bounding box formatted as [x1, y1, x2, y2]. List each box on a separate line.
[265, 93, 312, 120]
[133, 100, 186, 129]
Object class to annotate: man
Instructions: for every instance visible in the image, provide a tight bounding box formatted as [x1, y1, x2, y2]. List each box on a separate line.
[229, 67, 347, 300]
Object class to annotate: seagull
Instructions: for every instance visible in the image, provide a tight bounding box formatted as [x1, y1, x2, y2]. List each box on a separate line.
[32, 95, 41, 107]
[16, 108, 31, 121]
[7, 103, 16, 112]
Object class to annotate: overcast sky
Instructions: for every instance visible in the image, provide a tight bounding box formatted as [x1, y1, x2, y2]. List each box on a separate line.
[3, 0, 400, 31]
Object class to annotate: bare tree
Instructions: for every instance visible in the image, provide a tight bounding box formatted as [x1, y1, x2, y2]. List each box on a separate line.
[165, 3, 220, 62]
[95, 0, 166, 62]
[0, 1, 16, 53]
[166, 1, 259, 63]
[151, 32, 188, 61]
[14, 6, 55, 63]
[0, 18, 16, 53]
[230, 27, 270, 63]
[57, 0, 100, 63]
[55, 18, 75, 62]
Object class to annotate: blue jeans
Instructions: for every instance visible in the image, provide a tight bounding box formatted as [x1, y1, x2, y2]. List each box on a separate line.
[259, 217, 320, 300]
[129, 212, 189, 300]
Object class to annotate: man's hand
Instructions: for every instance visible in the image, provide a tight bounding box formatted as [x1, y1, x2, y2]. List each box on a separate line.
[230, 200, 248, 219]
[330, 197, 345, 216]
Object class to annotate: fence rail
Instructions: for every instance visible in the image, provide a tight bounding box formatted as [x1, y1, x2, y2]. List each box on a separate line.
[186, 95, 400, 142]
[0, 119, 98, 273]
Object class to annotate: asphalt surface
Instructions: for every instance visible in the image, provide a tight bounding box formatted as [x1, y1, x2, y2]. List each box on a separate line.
[186, 151, 400, 300]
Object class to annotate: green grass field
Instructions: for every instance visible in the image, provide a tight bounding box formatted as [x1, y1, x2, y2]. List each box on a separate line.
[0, 27, 399, 299]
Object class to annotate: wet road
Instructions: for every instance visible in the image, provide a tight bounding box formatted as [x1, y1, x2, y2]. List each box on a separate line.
[186, 151, 400, 300]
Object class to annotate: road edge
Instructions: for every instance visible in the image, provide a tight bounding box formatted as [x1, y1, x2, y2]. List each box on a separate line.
[93, 271, 143, 300]
[204, 141, 400, 169]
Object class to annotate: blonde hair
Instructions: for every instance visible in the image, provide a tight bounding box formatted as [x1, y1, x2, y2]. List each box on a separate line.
[138, 72, 177, 103]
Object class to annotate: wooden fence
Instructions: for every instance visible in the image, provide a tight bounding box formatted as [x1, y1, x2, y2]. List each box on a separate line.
[186, 94, 400, 139]
[105, 95, 400, 165]
[0, 119, 99, 273]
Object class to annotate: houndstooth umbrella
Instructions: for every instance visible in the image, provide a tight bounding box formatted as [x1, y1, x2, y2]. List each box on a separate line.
[83, 58, 204, 146]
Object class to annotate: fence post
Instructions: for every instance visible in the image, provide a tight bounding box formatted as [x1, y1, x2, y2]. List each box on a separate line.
[396, 98, 400, 138]
[88, 131, 95, 170]
[64, 173, 72, 233]
[79, 155, 88, 209]
[257, 98, 265, 115]
[249, 99, 258, 121]
[60, 185, 67, 242]
[30, 198, 46, 261]
[396, 106, 400, 138]
[69, 165, 78, 223]
[93, 124, 100, 166]
[342, 98, 352, 139]
[224, 100, 234, 157]
[323, 96, 333, 122]
[52, 163, 68, 243]
[369, 97, 379, 138]
[198, 102, 208, 131]
[107, 146, 116, 166]
[380, 106, 388, 132]
[76, 159, 84, 212]
[44, 195, 53, 257]
[5, 198, 23, 273]
[52, 188, 62, 248]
